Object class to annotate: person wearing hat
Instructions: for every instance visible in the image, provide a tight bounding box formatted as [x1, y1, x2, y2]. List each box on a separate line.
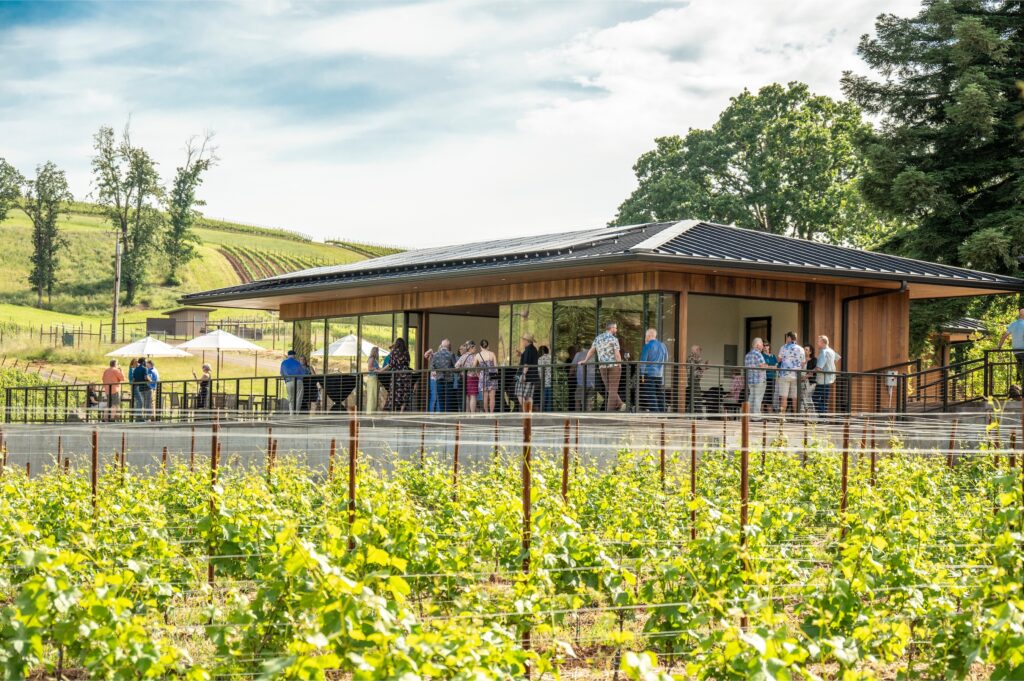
[517, 333, 539, 411]
[280, 349, 305, 414]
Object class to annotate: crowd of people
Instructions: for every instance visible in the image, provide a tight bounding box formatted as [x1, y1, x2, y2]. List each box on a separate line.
[92, 356, 166, 422]
[740, 331, 841, 417]
[412, 321, 671, 414]
[80, 308, 1022, 420]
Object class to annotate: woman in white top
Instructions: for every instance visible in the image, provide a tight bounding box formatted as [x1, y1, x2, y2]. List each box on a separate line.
[365, 346, 381, 412]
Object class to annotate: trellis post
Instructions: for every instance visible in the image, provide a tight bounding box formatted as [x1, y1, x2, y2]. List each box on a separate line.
[561, 418, 570, 503]
[841, 420, 850, 541]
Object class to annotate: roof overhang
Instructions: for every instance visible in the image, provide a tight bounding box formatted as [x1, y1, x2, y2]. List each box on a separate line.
[181, 251, 1024, 311]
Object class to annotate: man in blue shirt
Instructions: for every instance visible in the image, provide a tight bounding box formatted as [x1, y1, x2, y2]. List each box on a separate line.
[146, 360, 159, 419]
[131, 356, 152, 422]
[998, 307, 1024, 384]
[639, 328, 668, 412]
[280, 350, 305, 414]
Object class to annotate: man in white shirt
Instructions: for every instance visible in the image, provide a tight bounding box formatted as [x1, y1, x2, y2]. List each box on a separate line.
[776, 331, 806, 415]
[998, 307, 1024, 385]
[812, 335, 841, 414]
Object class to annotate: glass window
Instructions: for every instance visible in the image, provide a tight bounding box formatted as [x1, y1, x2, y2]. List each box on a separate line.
[657, 292, 679, 367]
[360, 313, 396, 364]
[554, 298, 597, 364]
[510, 302, 552, 363]
[404, 312, 419, 370]
[292, 320, 313, 366]
[324, 317, 359, 374]
[599, 294, 643, 362]
[497, 305, 513, 364]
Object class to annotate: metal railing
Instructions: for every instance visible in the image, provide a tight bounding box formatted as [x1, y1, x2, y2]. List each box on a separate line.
[1, 359, 943, 424]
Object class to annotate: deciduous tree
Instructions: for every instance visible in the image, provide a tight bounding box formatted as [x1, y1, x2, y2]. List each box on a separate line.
[23, 163, 73, 306]
[91, 123, 163, 306]
[164, 133, 217, 285]
[0, 159, 73, 306]
[612, 82, 885, 246]
[0, 158, 22, 222]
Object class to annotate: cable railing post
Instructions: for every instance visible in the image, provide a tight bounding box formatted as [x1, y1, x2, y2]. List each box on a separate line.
[208, 423, 219, 591]
[328, 437, 336, 482]
[561, 417, 570, 503]
[452, 420, 461, 501]
[947, 419, 958, 469]
[869, 421, 877, 487]
[348, 410, 358, 551]
[659, 420, 666, 490]
[690, 420, 697, 541]
[91, 428, 98, 515]
[739, 402, 750, 630]
[521, 401, 533, 675]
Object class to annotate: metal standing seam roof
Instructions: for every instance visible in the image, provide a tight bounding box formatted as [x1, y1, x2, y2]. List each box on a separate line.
[939, 317, 988, 334]
[181, 220, 1024, 304]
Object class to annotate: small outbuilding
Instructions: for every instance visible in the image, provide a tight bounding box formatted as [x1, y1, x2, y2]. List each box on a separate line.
[147, 307, 212, 338]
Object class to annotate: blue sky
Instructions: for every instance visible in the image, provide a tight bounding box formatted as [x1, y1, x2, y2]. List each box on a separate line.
[0, 0, 919, 247]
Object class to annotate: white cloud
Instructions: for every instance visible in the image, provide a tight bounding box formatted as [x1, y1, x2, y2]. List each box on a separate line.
[0, 0, 922, 248]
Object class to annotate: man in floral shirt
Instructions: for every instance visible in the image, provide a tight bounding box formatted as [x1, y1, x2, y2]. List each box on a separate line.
[582, 321, 623, 411]
[776, 331, 806, 415]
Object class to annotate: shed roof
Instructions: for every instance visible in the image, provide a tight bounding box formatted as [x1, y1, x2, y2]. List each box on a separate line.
[182, 220, 1024, 306]
[939, 317, 988, 334]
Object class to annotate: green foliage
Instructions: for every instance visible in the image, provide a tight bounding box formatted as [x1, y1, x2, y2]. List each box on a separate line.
[0, 159, 22, 223]
[164, 137, 216, 286]
[23, 163, 73, 307]
[91, 123, 165, 306]
[0, 434, 1020, 679]
[842, 0, 1024, 337]
[612, 82, 888, 246]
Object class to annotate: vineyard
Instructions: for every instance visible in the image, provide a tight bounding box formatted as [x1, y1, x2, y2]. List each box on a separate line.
[217, 245, 336, 283]
[0, 413, 1022, 680]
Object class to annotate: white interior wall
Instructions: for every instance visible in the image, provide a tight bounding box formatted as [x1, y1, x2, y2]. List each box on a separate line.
[688, 295, 799, 388]
[427, 313, 500, 352]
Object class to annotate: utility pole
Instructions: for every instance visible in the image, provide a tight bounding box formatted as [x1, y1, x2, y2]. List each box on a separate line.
[111, 238, 122, 344]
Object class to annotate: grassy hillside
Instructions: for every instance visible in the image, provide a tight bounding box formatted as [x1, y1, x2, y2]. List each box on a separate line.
[0, 203, 394, 326]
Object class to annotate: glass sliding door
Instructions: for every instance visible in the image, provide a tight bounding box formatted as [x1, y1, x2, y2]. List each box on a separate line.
[599, 294, 643, 361]
[510, 302, 552, 364]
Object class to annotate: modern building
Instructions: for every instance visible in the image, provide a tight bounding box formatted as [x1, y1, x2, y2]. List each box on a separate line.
[182, 220, 1024, 411]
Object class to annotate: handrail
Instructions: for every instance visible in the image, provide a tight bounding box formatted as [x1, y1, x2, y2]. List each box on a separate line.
[2, 359, 909, 423]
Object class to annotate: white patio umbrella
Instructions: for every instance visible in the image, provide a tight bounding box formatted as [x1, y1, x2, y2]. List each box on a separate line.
[106, 335, 192, 358]
[312, 334, 390, 359]
[177, 329, 265, 376]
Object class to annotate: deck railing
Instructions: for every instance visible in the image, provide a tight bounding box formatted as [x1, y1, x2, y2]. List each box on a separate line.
[0, 358, 948, 424]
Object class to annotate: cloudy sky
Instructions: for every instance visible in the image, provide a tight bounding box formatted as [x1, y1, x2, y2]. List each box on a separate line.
[0, 0, 919, 247]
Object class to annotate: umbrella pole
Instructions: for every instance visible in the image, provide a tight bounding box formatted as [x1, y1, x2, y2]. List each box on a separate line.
[254, 352, 258, 377]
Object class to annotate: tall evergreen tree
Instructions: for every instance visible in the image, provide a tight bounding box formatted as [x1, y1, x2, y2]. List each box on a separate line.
[24, 163, 73, 306]
[164, 134, 216, 285]
[91, 123, 163, 306]
[842, 1, 1024, 339]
